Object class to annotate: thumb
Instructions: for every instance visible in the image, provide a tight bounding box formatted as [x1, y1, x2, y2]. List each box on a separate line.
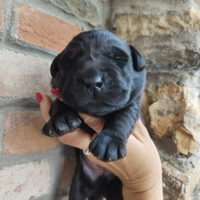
[78, 113, 105, 134]
[58, 113, 105, 151]
[36, 93, 53, 122]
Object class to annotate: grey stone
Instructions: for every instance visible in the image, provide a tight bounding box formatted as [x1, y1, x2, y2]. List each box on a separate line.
[50, 0, 102, 26]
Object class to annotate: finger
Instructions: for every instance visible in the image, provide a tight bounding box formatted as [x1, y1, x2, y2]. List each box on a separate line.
[36, 93, 94, 151]
[58, 113, 103, 151]
[51, 89, 61, 99]
[58, 129, 97, 151]
[39, 94, 53, 122]
[78, 113, 105, 133]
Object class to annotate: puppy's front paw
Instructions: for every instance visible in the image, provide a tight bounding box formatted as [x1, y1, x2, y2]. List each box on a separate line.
[42, 112, 81, 137]
[89, 132, 127, 162]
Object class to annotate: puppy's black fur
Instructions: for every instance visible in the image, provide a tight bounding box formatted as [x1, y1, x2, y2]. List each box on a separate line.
[42, 30, 146, 200]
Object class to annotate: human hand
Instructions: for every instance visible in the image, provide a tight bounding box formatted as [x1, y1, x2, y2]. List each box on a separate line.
[37, 93, 163, 200]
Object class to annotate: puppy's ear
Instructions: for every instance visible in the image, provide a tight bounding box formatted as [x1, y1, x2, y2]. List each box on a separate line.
[50, 53, 62, 78]
[129, 45, 145, 71]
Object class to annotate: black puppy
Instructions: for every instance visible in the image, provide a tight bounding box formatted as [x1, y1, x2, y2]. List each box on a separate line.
[42, 30, 146, 200]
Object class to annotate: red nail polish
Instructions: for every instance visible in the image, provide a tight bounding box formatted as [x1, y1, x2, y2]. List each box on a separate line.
[142, 88, 145, 93]
[51, 89, 61, 99]
[36, 92, 43, 104]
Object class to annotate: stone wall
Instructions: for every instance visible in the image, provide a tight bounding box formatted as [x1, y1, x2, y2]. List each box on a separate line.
[0, 0, 110, 200]
[110, 0, 200, 199]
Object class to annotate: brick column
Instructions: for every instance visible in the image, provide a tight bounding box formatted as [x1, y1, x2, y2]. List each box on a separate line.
[0, 0, 109, 200]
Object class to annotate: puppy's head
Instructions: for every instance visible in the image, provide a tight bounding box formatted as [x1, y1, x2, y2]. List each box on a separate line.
[51, 30, 145, 116]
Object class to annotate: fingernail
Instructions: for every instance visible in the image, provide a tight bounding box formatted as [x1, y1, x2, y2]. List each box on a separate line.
[142, 88, 145, 93]
[51, 89, 61, 99]
[36, 92, 43, 104]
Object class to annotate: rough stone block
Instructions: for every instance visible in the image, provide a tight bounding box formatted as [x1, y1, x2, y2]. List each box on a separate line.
[113, 0, 200, 69]
[0, 159, 51, 200]
[163, 161, 200, 200]
[50, 0, 101, 26]
[3, 110, 58, 156]
[115, 8, 200, 41]
[16, 5, 81, 53]
[111, 0, 191, 18]
[0, 49, 51, 98]
[142, 83, 200, 155]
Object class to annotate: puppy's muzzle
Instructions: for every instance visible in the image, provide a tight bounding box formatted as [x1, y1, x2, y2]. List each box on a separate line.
[78, 69, 103, 93]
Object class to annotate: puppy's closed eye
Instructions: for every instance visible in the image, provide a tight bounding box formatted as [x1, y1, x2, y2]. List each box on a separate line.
[106, 47, 129, 64]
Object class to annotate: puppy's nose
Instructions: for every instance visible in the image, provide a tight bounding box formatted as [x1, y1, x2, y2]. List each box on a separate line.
[84, 75, 103, 91]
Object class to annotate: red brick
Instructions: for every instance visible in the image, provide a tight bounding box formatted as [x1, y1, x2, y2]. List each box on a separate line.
[58, 158, 76, 190]
[17, 5, 81, 53]
[3, 110, 58, 156]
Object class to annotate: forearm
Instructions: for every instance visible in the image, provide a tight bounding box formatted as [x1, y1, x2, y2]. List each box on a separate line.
[122, 178, 163, 200]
